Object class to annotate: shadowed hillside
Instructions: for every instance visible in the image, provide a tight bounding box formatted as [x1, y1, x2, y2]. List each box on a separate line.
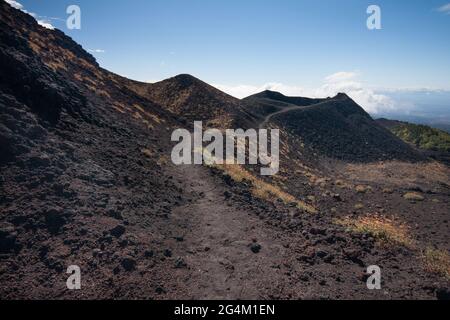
[242, 90, 324, 119]
[0, 1, 188, 298]
[251, 92, 424, 162]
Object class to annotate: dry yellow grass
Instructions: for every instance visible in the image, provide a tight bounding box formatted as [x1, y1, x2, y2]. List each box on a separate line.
[335, 179, 345, 187]
[335, 210, 449, 281]
[422, 248, 450, 280]
[141, 148, 153, 158]
[355, 185, 371, 194]
[335, 214, 414, 247]
[354, 203, 364, 210]
[133, 104, 164, 124]
[157, 155, 169, 166]
[215, 164, 317, 214]
[85, 84, 111, 98]
[403, 192, 425, 201]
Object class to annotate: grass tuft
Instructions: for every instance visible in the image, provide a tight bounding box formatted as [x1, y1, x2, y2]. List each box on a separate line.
[335, 214, 414, 247]
[422, 248, 450, 280]
[215, 164, 317, 214]
[355, 185, 371, 194]
[403, 192, 425, 201]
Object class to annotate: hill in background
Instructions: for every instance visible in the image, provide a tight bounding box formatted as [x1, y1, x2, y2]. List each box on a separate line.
[124, 74, 258, 129]
[377, 119, 450, 153]
[245, 91, 423, 162]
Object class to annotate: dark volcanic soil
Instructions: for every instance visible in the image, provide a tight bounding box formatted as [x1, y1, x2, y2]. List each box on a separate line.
[0, 2, 449, 300]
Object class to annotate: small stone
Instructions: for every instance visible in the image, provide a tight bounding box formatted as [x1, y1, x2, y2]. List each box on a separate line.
[155, 286, 165, 294]
[110, 225, 126, 238]
[29, 154, 51, 167]
[310, 227, 327, 235]
[118, 239, 128, 247]
[316, 250, 328, 258]
[299, 274, 309, 282]
[144, 250, 154, 258]
[92, 248, 102, 257]
[174, 257, 187, 268]
[44, 207, 67, 235]
[106, 208, 123, 220]
[164, 249, 172, 257]
[250, 243, 262, 254]
[121, 257, 136, 271]
[436, 287, 450, 300]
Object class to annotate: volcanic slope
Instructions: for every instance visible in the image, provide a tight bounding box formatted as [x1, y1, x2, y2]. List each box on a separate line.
[1, 2, 449, 300]
[249, 91, 424, 162]
[0, 1, 190, 298]
[125, 74, 258, 129]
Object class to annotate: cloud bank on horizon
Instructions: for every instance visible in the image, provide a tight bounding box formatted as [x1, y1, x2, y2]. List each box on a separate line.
[214, 71, 397, 114]
[213, 71, 450, 122]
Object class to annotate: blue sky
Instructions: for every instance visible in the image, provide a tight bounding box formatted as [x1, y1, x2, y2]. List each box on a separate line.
[7, 0, 450, 123]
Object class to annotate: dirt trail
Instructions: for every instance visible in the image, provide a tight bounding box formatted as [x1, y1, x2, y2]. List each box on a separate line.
[170, 164, 290, 299]
[166, 104, 322, 299]
[259, 101, 330, 128]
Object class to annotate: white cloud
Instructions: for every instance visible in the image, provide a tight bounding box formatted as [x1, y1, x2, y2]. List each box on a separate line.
[214, 71, 398, 115]
[437, 3, 450, 14]
[324, 71, 359, 83]
[88, 49, 106, 53]
[5, 0, 22, 9]
[4, 0, 55, 29]
[37, 20, 55, 30]
[317, 72, 396, 114]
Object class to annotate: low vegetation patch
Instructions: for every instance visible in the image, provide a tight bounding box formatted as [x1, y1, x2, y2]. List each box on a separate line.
[157, 155, 169, 166]
[335, 214, 414, 247]
[354, 203, 364, 210]
[390, 123, 450, 153]
[141, 148, 153, 158]
[355, 185, 371, 194]
[403, 192, 425, 201]
[215, 164, 317, 214]
[422, 248, 450, 280]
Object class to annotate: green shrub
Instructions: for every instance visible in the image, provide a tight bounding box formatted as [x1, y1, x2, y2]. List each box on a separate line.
[390, 123, 450, 153]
